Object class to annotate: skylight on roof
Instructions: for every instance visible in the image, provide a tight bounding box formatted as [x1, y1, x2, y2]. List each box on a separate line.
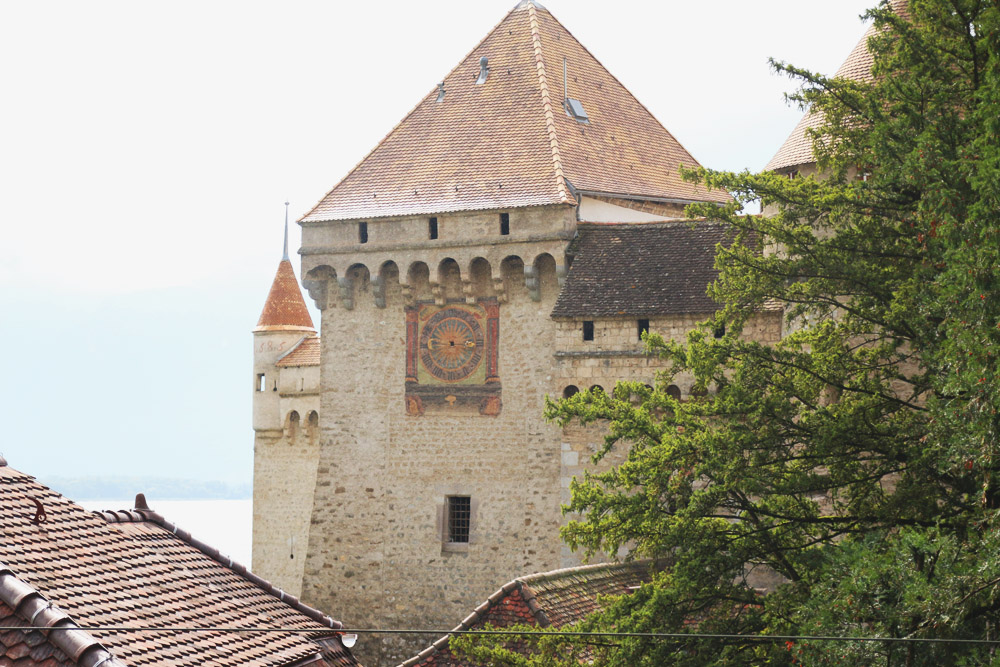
[565, 98, 589, 123]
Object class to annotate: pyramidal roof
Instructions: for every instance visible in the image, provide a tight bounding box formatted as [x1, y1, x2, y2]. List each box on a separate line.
[302, 0, 727, 224]
[256, 259, 315, 332]
[765, 0, 910, 172]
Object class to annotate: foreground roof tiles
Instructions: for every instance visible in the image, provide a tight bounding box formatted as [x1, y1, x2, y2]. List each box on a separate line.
[400, 560, 664, 667]
[302, 2, 726, 223]
[256, 260, 315, 332]
[765, 0, 911, 172]
[0, 463, 357, 667]
[551, 221, 743, 318]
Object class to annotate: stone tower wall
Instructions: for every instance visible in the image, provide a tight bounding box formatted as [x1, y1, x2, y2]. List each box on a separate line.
[252, 332, 321, 597]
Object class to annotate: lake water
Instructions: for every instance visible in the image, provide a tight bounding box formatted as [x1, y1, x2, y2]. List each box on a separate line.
[83, 498, 253, 567]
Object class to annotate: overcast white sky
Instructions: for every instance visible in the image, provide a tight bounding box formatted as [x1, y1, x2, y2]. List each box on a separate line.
[0, 1, 875, 487]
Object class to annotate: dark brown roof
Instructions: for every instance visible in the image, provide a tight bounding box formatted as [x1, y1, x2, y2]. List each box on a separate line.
[302, 2, 727, 224]
[765, 0, 911, 172]
[551, 221, 741, 318]
[400, 560, 664, 667]
[256, 260, 315, 332]
[0, 464, 358, 667]
[275, 336, 320, 367]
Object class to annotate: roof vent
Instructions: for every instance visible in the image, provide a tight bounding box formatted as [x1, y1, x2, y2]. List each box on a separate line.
[565, 98, 589, 123]
[476, 57, 489, 85]
[435, 82, 446, 103]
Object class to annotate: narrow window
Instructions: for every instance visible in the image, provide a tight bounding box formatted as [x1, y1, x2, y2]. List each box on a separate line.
[446, 496, 471, 543]
[787, 170, 799, 180]
[499, 212, 510, 236]
[582, 320, 594, 341]
[429, 217, 438, 240]
[637, 319, 650, 340]
[562, 385, 579, 399]
[714, 324, 726, 339]
[359, 222, 369, 244]
[256, 374, 265, 392]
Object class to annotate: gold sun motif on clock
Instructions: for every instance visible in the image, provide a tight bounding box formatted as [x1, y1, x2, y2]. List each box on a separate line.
[419, 308, 485, 382]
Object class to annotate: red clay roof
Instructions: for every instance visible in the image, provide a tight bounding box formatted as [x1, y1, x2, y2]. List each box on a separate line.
[302, 2, 726, 224]
[275, 336, 321, 367]
[765, 0, 911, 172]
[399, 560, 665, 667]
[256, 260, 315, 332]
[0, 464, 358, 667]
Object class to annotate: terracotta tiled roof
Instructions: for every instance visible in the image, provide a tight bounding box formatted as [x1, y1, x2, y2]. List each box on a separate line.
[765, 0, 911, 172]
[256, 260, 315, 332]
[275, 336, 320, 367]
[551, 221, 744, 318]
[0, 463, 358, 667]
[302, 2, 727, 224]
[399, 560, 665, 667]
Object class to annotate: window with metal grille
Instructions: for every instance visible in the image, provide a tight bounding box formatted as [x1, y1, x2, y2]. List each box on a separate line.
[446, 496, 471, 543]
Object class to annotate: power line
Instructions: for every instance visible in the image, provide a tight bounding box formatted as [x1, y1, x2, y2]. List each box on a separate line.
[5, 626, 1000, 646]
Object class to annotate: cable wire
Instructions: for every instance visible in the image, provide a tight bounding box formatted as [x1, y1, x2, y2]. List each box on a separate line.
[5, 626, 1000, 645]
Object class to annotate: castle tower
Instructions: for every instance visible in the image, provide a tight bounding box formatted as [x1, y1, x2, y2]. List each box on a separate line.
[292, 2, 733, 663]
[252, 210, 321, 596]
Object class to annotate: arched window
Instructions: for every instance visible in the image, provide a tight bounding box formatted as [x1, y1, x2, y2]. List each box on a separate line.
[306, 411, 319, 440]
[287, 411, 300, 438]
[590, 384, 605, 395]
[563, 385, 579, 399]
[666, 385, 681, 401]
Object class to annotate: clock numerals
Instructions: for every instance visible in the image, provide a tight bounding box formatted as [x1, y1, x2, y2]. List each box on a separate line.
[419, 308, 486, 382]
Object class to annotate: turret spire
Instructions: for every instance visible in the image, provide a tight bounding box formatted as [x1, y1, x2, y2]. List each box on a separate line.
[282, 201, 290, 261]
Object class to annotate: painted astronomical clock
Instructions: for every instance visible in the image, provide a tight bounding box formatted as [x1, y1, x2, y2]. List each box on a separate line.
[405, 298, 501, 416]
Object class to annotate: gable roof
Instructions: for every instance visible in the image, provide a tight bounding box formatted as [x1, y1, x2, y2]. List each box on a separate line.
[256, 260, 315, 332]
[302, 2, 727, 224]
[399, 560, 665, 667]
[765, 0, 911, 172]
[0, 462, 358, 667]
[551, 221, 743, 318]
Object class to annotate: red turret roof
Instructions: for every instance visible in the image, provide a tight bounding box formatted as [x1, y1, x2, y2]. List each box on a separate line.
[256, 260, 315, 332]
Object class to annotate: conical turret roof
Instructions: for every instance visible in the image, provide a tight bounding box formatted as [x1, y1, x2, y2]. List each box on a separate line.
[302, 1, 727, 224]
[765, 0, 911, 172]
[255, 260, 315, 332]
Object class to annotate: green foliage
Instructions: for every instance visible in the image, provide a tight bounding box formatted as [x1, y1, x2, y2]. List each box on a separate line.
[452, 1, 1000, 665]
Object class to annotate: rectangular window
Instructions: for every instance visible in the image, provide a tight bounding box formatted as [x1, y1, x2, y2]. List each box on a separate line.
[499, 212, 510, 236]
[429, 217, 438, 240]
[582, 320, 595, 341]
[714, 324, 726, 339]
[256, 373, 265, 392]
[359, 222, 369, 244]
[446, 496, 471, 543]
[637, 319, 650, 340]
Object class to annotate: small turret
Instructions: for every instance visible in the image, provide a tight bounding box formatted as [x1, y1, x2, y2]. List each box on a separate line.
[253, 204, 316, 432]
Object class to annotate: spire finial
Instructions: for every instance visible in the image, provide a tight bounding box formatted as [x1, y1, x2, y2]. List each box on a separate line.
[282, 201, 290, 261]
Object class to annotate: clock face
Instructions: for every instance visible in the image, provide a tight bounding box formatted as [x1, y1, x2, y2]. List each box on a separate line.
[419, 307, 485, 382]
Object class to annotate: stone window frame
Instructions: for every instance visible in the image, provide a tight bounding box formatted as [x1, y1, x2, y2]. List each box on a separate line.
[438, 491, 479, 554]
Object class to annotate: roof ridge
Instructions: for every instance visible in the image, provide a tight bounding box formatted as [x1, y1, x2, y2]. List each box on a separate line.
[526, 2, 572, 206]
[0, 560, 128, 667]
[299, 4, 534, 225]
[97, 507, 344, 633]
[540, 11, 705, 181]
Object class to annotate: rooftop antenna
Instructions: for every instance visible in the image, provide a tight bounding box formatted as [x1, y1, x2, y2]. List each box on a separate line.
[282, 201, 290, 261]
[563, 56, 568, 101]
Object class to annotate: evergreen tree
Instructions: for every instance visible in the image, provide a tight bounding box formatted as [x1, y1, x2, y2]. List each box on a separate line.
[453, 1, 1000, 664]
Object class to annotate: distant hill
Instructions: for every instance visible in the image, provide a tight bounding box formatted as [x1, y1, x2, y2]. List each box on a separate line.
[40, 476, 251, 501]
